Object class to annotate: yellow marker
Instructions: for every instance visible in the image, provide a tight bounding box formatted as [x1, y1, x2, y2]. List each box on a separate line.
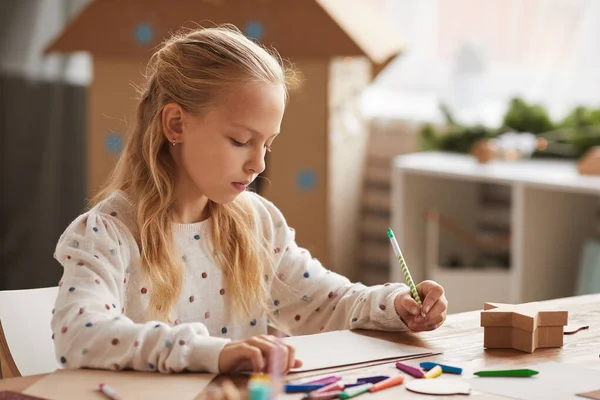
[424, 365, 442, 379]
[249, 373, 271, 384]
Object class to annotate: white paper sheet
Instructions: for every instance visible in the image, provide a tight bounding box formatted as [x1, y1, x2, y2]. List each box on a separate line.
[469, 362, 600, 400]
[282, 329, 437, 373]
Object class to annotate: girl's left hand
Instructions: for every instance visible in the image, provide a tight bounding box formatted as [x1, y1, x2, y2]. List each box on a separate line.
[394, 280, 448, 332]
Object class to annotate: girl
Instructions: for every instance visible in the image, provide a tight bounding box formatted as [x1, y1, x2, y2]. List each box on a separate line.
[51, 25, 448, 375]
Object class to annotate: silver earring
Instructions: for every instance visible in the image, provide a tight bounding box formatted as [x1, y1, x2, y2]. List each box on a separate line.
[172, 139, 176, 146]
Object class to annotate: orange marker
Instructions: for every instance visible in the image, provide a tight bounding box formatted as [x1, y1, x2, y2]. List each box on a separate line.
[424, 365, 442, 379]
[368, 375, 405, 392]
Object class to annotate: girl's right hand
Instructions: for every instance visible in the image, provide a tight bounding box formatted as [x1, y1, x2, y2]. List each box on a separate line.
[218, 335, 303, 374]
[203, 379, 241, 400]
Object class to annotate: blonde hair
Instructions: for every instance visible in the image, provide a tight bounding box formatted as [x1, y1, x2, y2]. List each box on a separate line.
[94, 25, 291, 321]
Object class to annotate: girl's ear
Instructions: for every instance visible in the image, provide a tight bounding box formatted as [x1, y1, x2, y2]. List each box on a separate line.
[161, 103, 184, 144]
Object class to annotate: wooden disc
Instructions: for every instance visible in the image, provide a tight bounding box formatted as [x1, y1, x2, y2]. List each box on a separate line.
[406, 379, 471, 395]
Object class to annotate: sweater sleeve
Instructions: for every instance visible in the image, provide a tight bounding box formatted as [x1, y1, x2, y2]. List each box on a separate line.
[51, 212, 229, 374]
[247, 193, 411, 336]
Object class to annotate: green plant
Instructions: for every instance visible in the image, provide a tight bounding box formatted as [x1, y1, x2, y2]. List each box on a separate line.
[502, 97, 554, 134]
[417, 103, 499, 154]
[437, 124, 497, 154]
[559, 106, 600, 129]
[417, 98, 600, 160]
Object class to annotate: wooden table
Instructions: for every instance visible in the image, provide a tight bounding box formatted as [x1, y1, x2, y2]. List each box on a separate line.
[1, 294, 598, 399]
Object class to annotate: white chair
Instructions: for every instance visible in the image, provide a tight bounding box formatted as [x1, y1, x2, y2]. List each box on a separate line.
[0, 286, 59, 378]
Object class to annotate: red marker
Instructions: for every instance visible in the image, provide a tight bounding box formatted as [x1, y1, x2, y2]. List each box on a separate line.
[98, 383, 122, 400]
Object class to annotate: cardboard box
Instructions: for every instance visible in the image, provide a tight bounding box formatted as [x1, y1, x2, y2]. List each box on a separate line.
[481, 302, 568, 353]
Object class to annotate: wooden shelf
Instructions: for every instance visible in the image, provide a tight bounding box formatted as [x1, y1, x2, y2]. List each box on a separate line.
[391, 152, 600, 312]
[393, 151, 600, 195]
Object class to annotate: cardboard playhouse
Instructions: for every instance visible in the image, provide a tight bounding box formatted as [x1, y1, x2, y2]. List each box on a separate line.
[45, 0, 403, 278]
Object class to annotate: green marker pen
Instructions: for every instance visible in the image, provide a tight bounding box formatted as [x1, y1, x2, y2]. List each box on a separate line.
[474, 369, 539, 377]
[387, 228, 423, 307]
[340, 383, 373, 399]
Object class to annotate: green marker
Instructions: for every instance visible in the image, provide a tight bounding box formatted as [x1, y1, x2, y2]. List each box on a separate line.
[474, 369, 539, 377]
[340, 383, 373, 399]
[387, 228, 422, 306]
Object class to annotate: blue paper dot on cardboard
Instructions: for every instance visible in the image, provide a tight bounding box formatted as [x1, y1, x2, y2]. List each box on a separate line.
[296, 169, 317, 192]
[105, 132, 123, 154]
[134, 23, 154, 45]
[244, 21, 263, 40]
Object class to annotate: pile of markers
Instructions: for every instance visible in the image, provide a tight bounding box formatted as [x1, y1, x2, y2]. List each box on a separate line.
[247, 361, 461, 400]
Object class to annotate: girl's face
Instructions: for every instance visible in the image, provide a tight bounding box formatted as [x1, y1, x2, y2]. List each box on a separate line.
[163, 82, 285, 204]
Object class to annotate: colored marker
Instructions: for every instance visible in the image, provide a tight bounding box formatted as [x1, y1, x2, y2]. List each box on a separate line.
[388, 228, 423, 308]
[474, 369, 539, 377]
[356, 375, 389, 384]
[369, 375, 405, 392]
[313, 381, 345, 394]
[420, 362, 463, 374]
[285, 384, 326, 393]
[340, 383, 373, 399]
[396, 361, 425, 378]
[248, 375, 271, 400]
[248, 383, 271, 400]
[306, 375, 342, 386]
[98, 383, 122, 400]
[269, 335, 284, 399]
[424, 365, 442, 379]
[249, 373, 270, 383]
[343, 382, 365, 389]
[306, 391, 344, 400]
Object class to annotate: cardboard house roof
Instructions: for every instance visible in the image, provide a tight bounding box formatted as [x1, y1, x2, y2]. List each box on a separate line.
[45, 0, 403, 65]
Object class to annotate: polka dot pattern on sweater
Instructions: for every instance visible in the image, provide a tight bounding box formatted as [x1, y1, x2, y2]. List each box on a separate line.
[50, 191, 410, 374]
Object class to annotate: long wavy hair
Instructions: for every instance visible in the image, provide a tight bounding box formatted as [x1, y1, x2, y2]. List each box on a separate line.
[94, 25, 292, 321]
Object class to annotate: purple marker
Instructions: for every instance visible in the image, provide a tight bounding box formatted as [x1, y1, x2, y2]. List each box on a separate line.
[343, 383, 364, 389]
[396, 362, 425, 378]
[356, 375, 389, 384]
[305, 375, 342, 386]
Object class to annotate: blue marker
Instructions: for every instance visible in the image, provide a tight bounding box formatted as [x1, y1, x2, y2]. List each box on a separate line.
[284, 384, 326, 393]
[420, 361, 463, 374]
